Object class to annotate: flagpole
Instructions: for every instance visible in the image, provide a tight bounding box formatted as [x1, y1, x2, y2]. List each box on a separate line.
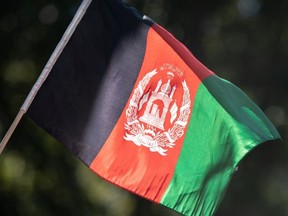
[0, 110, 25, 154]
[0, 0, 92, 154]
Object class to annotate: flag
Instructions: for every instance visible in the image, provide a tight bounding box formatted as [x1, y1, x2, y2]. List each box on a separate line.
[26, 0, 280, 215]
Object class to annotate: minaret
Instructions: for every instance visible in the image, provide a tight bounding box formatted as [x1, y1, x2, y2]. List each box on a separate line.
[139, 79, 175, 130]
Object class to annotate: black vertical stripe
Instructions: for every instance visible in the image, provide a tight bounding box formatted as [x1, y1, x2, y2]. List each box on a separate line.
[27, 0, 151, 165]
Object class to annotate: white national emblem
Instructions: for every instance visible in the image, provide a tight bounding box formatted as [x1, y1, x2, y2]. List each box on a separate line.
[124, 64, 191, 156]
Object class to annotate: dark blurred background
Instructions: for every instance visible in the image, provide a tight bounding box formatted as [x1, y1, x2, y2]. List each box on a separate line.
[0, 0, 287, 215]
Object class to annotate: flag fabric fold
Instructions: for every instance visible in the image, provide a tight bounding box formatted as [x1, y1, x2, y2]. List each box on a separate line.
[26, 0, 280, 215]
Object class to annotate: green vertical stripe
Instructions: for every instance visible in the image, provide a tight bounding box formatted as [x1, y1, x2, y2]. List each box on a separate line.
[161, 75, 280, 216]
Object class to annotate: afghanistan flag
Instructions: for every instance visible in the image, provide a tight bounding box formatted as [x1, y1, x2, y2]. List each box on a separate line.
[26, 0, 280, 215]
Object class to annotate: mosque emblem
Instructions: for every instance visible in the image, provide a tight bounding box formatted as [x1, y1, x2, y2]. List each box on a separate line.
[124, 64, 191, 156]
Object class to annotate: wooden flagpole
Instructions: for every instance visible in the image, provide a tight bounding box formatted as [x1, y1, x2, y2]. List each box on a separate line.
[0, 0, 92, 154]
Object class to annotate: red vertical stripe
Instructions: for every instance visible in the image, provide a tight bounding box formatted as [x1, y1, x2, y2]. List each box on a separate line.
[90, 27, 201, 202]
[151, 24, 214, 81]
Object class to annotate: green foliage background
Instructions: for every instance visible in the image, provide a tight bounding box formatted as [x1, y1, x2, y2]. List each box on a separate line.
[0, 0, 287, 215]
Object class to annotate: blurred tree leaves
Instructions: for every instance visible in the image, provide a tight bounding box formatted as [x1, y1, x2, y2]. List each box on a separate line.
[0, 0, 287, 215]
